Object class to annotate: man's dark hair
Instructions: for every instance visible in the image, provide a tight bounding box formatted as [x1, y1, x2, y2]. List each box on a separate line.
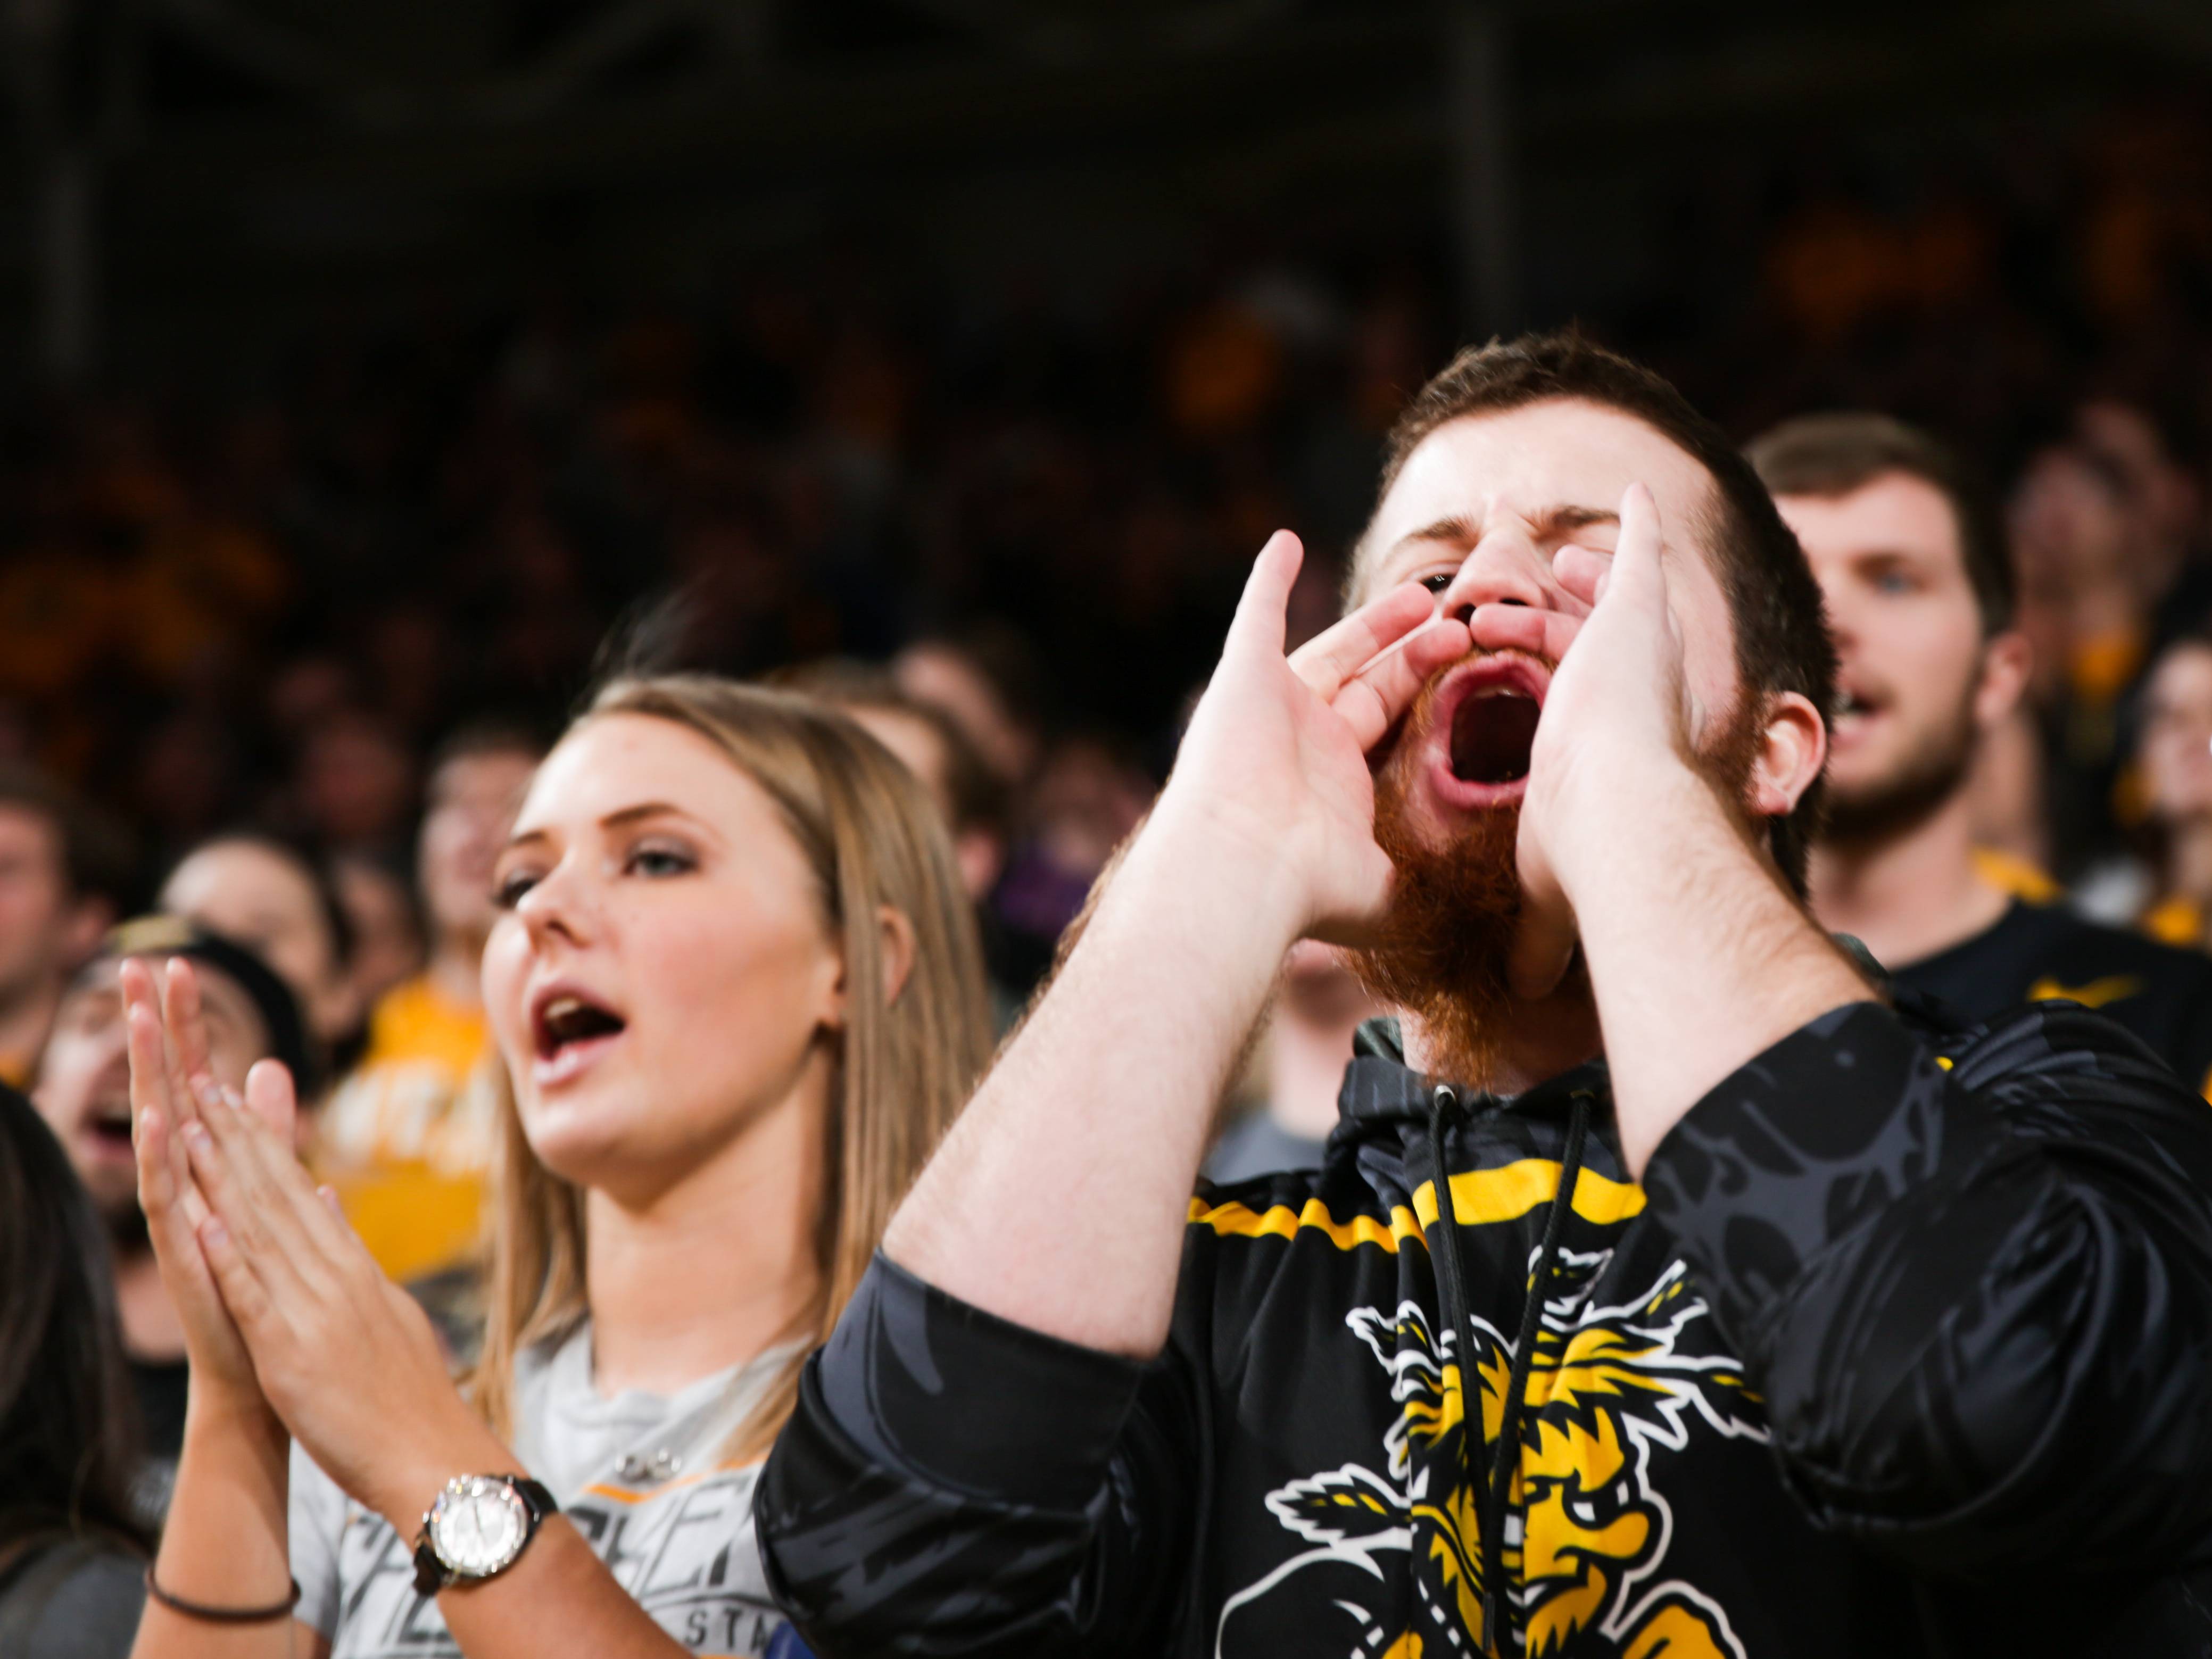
[1362, 330, 1838, 895]
[0, 1086, 155, 1556]
[0, 761, 136, 911]
[166, 828, 357, 974]
[1746, 412, 2014, 637]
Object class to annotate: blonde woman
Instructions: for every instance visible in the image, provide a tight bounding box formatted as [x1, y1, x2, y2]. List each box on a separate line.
[125, 677, 992, 1659]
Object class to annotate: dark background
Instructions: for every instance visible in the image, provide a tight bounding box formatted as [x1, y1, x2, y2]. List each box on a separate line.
[5, 0, 2211, 918]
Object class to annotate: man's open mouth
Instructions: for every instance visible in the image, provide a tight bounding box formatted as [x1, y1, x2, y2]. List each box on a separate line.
[1423, 654, 1550, 806]
[1451, 684, 1542, 784]
[87, 1101, 135, 1154]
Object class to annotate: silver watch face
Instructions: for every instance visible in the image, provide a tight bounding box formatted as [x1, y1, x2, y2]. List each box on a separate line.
[429, 1477, 529, 1578]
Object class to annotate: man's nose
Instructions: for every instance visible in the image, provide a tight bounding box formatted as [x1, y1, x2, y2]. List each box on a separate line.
[1434, 535, 1561, 624]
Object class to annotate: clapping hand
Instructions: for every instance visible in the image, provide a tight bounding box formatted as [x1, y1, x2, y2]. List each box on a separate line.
[127, 956, 504, 1528]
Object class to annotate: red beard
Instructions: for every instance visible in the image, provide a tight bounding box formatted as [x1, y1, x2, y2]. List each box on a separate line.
[1348, 655, 1763, 1090]
[1347, 665, 1532, 1090]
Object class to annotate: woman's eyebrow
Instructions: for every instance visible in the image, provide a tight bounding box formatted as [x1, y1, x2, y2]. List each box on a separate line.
[598, 801, 695, 831]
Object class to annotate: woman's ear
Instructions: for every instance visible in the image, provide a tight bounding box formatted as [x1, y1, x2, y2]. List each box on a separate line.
[1749, 690, 1828, 820]
[877, 906, 918, 1008]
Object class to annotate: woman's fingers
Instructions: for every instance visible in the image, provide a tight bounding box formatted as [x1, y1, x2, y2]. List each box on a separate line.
[128, 998, 211, 1231]
[188, 1084, 354, 1299]
[162, 958, 221, 1111]
[196, 1214, 280, 1347]
[182, 1107, 325, 1301]
[243, 1056, 299, 1143]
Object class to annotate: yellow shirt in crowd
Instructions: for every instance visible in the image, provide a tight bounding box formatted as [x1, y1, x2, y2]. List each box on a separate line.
[316, 974, 500, 1283]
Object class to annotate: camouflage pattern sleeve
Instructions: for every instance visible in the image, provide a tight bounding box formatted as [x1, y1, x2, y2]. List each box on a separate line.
[1641, 999, 2212, 1575]
[755, 1253, 1196, 1657]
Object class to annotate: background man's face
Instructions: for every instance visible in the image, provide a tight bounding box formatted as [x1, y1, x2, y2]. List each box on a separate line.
[419, 749, 538, 940]
[32, 958, 270, 1225]
[1359, 397, 1747, 852]
[0, 804, 74, 1002]
[1778, 473, 1995, 841]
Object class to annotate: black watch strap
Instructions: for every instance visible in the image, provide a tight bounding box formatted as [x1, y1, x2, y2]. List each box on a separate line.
[411, 1476, 560, 1598]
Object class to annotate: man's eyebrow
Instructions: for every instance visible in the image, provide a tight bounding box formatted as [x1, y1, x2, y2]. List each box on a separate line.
[1536, 505, 1621, 536]
[1380, 504, 1622, 569]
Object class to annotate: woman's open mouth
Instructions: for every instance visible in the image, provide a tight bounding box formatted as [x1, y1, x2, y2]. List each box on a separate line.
[1423, 654, 1550, 811]
[531, 986, 628, 1086]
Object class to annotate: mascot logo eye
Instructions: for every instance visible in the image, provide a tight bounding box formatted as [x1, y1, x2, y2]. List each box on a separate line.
[1563, 1474, 1633, 1529]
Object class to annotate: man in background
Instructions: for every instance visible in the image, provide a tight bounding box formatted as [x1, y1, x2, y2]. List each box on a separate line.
[0, 763, 127, 1088]
[30, 916, 313, 1516]
[1754, 413, 2212, 1089]
[318, 721, 541, 1283]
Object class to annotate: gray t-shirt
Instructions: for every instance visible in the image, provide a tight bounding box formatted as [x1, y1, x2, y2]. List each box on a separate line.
[290, 1325, 801, 1657]
[0, 1537, 146, 1659]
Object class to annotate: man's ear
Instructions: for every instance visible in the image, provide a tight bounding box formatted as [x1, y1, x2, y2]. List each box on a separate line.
[1749, 691, 1828, 820]
[1973, 629, 2033, 729]
[877, 906, 917, 1009]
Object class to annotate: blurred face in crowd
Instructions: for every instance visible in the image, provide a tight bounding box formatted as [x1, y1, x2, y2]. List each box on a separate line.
[894, 645, 1035, 785]
[846, 706, 954, 820]
[484, 716, 844, 1202]
[1778, 472, 2028, 846]
[332, 853, 424, 1010]
[299, 712, 418, 849]
[843, 704, 1004, 903]
[2140, 642, 2212, 830]
[33, 957, 270, 1231]
[420, 748, 540, 944]
[0, 804, 97, 1008]
[160, 839, 358, 1045]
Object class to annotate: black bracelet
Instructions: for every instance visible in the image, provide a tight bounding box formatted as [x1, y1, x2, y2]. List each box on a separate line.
[144, 1566, 303, 1624]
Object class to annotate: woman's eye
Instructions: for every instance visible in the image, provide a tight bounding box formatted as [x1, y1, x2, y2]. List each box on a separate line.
[1874, 571, 1917, 596]
[1419, 571, 1455, 595]
[492, 870, 538, 909]
[626, 844, 696, 879]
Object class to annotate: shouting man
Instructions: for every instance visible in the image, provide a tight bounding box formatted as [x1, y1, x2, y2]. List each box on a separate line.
[756, 336, 2212, 1658]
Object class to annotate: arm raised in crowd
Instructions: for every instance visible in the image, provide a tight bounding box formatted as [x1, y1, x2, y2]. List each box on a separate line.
[881, 533, 1466, 1355]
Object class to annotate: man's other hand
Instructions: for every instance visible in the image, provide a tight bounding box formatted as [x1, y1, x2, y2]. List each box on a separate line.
[1511, 483, 1704, 998]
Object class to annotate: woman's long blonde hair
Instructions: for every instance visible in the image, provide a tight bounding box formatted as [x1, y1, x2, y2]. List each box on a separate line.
[468, 674, 994, 1461]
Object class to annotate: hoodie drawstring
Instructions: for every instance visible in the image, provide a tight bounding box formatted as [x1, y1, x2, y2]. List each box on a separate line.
[1427, 1085, 1594, 1657]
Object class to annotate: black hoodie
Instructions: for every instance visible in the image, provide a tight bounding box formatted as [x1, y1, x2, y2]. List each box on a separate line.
[756, 996, 2212, 1657]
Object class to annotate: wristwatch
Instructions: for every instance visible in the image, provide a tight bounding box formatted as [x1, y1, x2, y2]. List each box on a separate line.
[411, 1474, 559, 1597]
